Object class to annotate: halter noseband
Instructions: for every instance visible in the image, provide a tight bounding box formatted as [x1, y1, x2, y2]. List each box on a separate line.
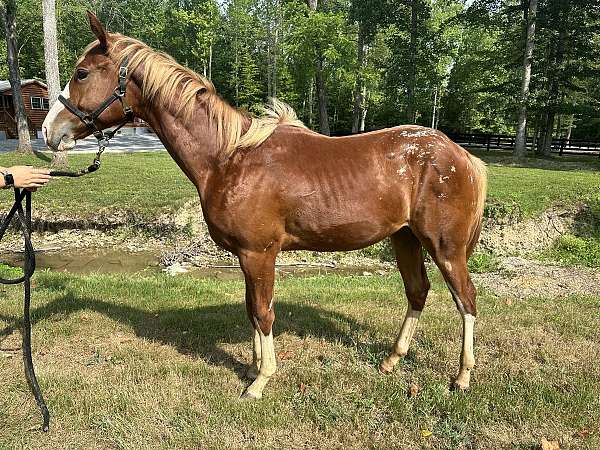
[52, 57, 134, 177]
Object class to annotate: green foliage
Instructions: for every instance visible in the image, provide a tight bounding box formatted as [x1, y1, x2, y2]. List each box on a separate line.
[2, 0, 599, 140]
[467, 251, 500, 273]
[541, 195, 600, 267]
[0, 263, 23, 279]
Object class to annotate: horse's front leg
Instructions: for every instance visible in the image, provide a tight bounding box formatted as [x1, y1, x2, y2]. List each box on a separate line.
[239, 248, 278, 400]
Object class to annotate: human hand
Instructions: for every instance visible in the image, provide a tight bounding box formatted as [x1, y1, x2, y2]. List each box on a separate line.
[7, 166, 51, 189]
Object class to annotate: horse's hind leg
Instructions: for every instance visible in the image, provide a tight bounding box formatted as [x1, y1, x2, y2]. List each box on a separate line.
[380, 227, 430, 374]
[428, 244, 477, 390]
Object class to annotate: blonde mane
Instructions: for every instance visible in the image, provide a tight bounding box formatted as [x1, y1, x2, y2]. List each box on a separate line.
[85, 35, 306, 153]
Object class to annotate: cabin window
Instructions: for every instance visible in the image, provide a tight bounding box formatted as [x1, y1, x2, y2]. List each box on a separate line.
[0, 95, 12, 109]
[31, 96, 49, 110]
[31, 96, 42, 110]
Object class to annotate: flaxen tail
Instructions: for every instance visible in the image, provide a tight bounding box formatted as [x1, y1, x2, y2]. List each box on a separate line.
[465, 153, 487, 257]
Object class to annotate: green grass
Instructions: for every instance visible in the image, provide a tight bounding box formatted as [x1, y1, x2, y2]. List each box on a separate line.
[467, 251, 501, 273]
[485, 164, 600, 219]
[0, 152, 196, 220]
[538, 195, 600, 268]
[0, 270, 598, 449]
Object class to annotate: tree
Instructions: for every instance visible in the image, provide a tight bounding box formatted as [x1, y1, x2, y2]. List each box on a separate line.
[42, 0, 60, 105]
[43, 0, 68, 167]
[514, 0, 538, 159]
[0, 0, 32, 154]
[307, 0, 330, 135]
[350, 0, 384, 133]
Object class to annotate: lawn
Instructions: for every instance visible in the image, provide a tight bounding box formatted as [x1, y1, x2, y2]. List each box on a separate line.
[0, 152, 196, 220]
[0, 150, 599, 448]
[0, 270, 598, 449]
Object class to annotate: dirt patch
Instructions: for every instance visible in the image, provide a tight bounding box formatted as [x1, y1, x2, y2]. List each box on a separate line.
[479, 203, 585, 256]
[473, 256, 600, 299]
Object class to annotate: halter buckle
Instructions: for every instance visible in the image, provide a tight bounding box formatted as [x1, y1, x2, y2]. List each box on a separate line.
[119, 66, 128, 78]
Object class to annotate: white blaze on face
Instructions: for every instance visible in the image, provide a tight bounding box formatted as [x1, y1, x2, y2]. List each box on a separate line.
[42, 83, 70, 145]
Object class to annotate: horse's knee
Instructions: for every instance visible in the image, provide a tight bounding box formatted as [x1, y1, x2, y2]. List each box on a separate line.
[405, 278, 430, 311]
[252, 303, 275, 335]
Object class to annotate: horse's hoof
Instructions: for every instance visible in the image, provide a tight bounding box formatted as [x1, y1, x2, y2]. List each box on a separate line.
[452, 380, 470, 392]
[378, 361, 394, 375]
[240, 389, 262, 400]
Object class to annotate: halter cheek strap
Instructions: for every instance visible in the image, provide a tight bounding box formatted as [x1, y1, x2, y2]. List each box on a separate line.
[51, 57, 135, 177]
[58, 56, 133, 134]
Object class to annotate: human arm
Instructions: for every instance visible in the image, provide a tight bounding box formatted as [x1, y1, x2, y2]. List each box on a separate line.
[0, 166, 51, 189]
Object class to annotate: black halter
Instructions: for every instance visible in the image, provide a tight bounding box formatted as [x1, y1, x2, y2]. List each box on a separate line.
[51, 57, 134, 177]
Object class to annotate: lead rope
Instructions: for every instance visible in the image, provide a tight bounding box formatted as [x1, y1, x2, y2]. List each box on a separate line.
[0, 189, 50, 432]
[48, 119, 128, 177]
[0, 137, 111, 431]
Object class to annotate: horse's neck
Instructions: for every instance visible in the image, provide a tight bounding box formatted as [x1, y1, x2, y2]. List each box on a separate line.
[141, 103, 219, 196]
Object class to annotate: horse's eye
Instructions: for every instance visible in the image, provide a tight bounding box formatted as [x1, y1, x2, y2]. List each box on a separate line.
[76, 69, 89, 81]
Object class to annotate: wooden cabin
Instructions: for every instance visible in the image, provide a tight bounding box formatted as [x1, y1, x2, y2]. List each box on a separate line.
[0, 79, 49, 139]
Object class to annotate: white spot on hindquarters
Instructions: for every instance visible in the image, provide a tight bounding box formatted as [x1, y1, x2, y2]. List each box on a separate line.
[399, 128, 436, 138]
[403, 143, 419, 155]
[451, 166, 456, 172]
[438, 193, 448, 199]
[439, 175, 449, 183]
[397, 166, 407, 175]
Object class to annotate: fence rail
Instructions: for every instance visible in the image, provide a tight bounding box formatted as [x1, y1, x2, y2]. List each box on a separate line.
[444, 132, 600, 157]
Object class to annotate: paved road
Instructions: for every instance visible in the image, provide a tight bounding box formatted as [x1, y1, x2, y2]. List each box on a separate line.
[0, 134, 166, 153]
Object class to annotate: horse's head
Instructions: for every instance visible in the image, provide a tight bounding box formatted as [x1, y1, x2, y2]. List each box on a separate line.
[43, 12, 135, 151]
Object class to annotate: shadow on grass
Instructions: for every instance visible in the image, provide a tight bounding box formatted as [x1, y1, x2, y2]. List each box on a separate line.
[32, 151, 52, 163]
[0, 278, 384, 380]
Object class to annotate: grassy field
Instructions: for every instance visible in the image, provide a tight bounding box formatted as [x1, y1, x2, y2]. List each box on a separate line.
[0, 151, 598, 221]
[0, 150, 598, 448]
[0, 152, 196, 219]
[0, 270, 598, 449]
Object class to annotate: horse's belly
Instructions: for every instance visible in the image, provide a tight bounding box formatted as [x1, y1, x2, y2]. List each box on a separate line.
[283, 209, 405, 252]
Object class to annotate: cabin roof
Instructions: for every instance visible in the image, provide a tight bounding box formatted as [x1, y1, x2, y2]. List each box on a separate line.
[0, 79, 48, 93]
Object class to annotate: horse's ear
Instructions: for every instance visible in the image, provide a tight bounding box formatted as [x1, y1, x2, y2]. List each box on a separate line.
[87, 11, 108, 49]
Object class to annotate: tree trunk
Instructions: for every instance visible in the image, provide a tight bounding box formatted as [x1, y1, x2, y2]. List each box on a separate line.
[351, 27, 366, 133]
[542, 3, 569, 156]
[307, 0, 330, 135]
[42, 0, 60, 105]
[208, 42, 212, 80]
[1, 0, 32, 154]
[542, 111, 555, 156]
[406, 0, 418, 123]
[431, 85, 438, 129]
[514, 0, 537, 159]
[565, 114, 574, 140]
[360, 85, 367, 132]
[43, 0, 68, 167]
[315, 57, 330, 135]
[308, 80, 314, 127]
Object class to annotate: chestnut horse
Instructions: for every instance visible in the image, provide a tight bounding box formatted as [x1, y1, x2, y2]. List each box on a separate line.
[43, 12, 487, 400]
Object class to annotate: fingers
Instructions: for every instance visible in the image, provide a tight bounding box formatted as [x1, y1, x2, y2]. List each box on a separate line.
[8, 166, 53, 189]
[31, 176, 51, 183]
